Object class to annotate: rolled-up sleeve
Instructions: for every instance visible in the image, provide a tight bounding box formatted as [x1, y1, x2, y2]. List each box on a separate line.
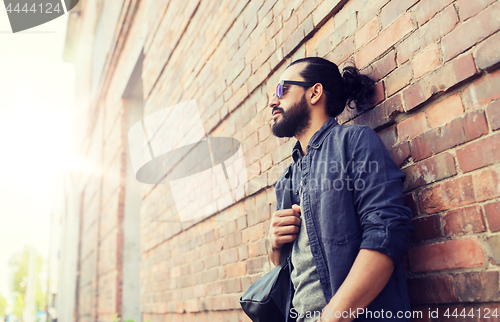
[350, 126, 414, 264]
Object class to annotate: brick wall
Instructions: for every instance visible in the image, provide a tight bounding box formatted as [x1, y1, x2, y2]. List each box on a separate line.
[64, 0, 500, 321]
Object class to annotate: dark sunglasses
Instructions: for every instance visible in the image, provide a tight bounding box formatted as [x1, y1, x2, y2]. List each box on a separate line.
[273, 80, 330, 99]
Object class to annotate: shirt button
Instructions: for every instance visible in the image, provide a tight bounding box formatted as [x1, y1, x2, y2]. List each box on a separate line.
[295, 190, 299, 195]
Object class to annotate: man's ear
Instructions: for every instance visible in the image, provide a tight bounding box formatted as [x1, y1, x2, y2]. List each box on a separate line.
[310, 83, 324, 105]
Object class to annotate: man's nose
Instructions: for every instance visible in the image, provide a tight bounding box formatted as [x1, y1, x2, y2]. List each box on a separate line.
[268, 93, 279, 108]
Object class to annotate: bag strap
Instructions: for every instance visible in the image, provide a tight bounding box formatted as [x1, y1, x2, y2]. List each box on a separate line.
[280, 163, 294, 266]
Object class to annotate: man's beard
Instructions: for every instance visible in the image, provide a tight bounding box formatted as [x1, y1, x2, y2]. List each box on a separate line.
[272, 94, 311, 138]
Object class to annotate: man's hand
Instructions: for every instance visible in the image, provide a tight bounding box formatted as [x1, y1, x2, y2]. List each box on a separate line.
[268, 204, 301, 266]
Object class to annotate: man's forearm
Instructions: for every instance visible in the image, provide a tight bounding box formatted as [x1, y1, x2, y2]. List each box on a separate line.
[269, 245, 282, 266]
[320, 249, 395, 322]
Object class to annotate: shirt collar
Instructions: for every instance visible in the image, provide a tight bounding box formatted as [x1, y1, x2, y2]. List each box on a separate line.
[292, 117, 338, 163]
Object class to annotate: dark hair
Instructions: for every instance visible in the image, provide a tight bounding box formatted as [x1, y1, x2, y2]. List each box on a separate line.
[288, 57, 375, 117]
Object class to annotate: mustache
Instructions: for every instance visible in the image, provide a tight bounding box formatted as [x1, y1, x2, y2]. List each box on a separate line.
[272, 107, 284, 115]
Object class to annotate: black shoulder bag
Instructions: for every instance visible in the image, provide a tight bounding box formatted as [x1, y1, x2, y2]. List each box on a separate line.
[240, 164, 295, 322]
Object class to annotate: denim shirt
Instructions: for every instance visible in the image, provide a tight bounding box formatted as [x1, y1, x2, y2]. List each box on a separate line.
[275, 117, 414, 321]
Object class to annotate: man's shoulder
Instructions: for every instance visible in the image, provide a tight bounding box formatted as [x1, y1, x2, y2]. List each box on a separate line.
[332, 122, 372, 134]
[322, 122, 390, 158]
[327, 122, 376, 144]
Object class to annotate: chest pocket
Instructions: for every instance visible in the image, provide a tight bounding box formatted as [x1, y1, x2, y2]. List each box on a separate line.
[315, 188, 361, 245]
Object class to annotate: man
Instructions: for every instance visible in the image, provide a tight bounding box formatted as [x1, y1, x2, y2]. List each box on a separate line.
[267, 57, 414, 322]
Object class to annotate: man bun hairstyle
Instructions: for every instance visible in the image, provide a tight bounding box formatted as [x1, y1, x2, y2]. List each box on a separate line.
[288, 57, 375, 118]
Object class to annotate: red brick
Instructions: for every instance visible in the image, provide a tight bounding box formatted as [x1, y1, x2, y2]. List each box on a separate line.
[402, 83, 426, 112]
[408, 275, 457, 304]
[357, 0, 390, 26]
[355, 16, 379, 49]
[246, 256, 268, 274]
[255, 191, 270, 211]
[253, 40, 276, 72]
[242, 131, 259, 152]
[408, 238, 485, 272]
[413, 43, 441, 79]
[203, 254, 220, 270]
[281, 0, 297, 22]
[456, 133, 500, 173]
[457, 0, 497, 21]
[485, 234, 500, 266]
[475, 31, 500, 71]
[414, 0, 454, 26]
[220, 248, 239, 265]
[442, 1, 500, 62]
[316, 34, 333, 57]
[410, 110, 488, 161]
[452, 271, 500, 302]
[223, 278, 242, 293]
[373, 81, 386, 106]
[404, 192, 419, 217]
[225, 261, 246, 278]
[464, 110, 490, 140]
[356, 12, 414, 68]
[484, 201, 500, 232]
[326, 36, 355, 66]
[228, 85, 249, 113]
[311, 0, 343, 27]
[377, 124, 397, 148]
[223, 86, 233, 103]
[410, 215, 443, 243]
[351, 92, 402, 130]
[403, 152, 456, 190]
[404, 53, 477, 111]
[295, 0, 318, 25]
[331, 12, 357, 48]
[221, 220, 238, 238]
[386, 62, 412, 97]
[379, 0, 418, 29]
[242, 222, 266, 243]
[272, 0, 285, 17]
[260, 152, 273, 172]
[276, 15, 298, 46]
[267, 14, 283, 39]
[305, 17, 333, 54]
[222, 231, 242, 249]
[337, 104, 358, 124]
[238, 15, 265, 47]
[283, 16, 314, 57]
[256, 0, 277, 21]
[442, 205, 486, 237]
[225, 56, 245, 84]
[202, 268, 219, 283]
[418, 175, 475, 214]
[472, 168, 500, 202]
[398, 112, 428, 142]
[271, 137, 295, 164]
[248, 62, 272, 94]
[426, 93, 464, 128]
[264, 136, 280, 155]
[389, 142, 411, 167]
[363, 50, 397, 82]
[248, 239, 267, 258]
[462, 69, 500, 110]
[396, 5, 458, 64]
[242, 0, 262, 27]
